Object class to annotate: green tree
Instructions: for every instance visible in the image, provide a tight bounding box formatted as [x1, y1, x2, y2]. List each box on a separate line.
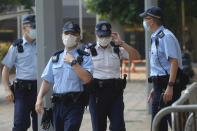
[85, 0, 144, 27]
[158, 0, 197, 48]
[85, 0, 197, 48]
[0, 0, 34, 12]
[85, 0, 197, 27]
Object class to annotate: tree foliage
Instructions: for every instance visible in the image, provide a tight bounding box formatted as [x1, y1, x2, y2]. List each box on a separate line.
[85, 0, 197, 28]
[85, 0, 144, 27]
[0, 0, 34, 12]
[158, 0, 197, 44]
[85, 0, 197, 46]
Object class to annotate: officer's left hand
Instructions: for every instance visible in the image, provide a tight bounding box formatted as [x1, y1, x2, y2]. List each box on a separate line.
[111, 32, 123, 45]
[64, 53, 75, 63]
[35, 98, 44, 114]
[163, 86, 173, 102]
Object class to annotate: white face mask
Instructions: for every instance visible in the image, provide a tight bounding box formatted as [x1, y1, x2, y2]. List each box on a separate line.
[63, 34, 77, 48]
[97, 37, 112, 47]
[28, 29, 36, 40]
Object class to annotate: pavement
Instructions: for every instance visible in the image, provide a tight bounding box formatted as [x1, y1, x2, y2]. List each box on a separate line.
[0, 65, 151, 131]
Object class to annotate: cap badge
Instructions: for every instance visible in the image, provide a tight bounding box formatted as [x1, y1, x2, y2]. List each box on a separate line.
[101, 24, 107, 31]
[68, 23, 73, 29]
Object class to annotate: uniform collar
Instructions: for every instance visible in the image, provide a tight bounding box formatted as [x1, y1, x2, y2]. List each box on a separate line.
[64, 46, 78, 54]
[22, 37, 28, 45]
[22, 36, 36, 46]
[151, 26, 164, 38]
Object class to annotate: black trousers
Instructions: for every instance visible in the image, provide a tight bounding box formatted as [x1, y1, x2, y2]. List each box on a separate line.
[13, 84, 37, 131]
[151, 80, 181, 131]
[89, 86, 125, 131]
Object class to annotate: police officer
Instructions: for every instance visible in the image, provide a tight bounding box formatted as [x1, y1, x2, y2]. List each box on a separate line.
[140, 6, 183, 131]
[35, 21, 93, 131]
[86, 21, 140, 131]
[1, 14, 37, 131]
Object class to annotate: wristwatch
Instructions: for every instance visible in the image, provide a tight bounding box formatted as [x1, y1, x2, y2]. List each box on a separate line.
[168, 82, 175, 87]
[71, 60, 78, 66]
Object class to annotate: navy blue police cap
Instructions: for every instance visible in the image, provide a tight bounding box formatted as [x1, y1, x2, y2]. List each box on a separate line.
[23, 14, 36, 28]
[140, 6, 163, 20]
[96, 21, 111, 36]
[62, 21, 80, 34]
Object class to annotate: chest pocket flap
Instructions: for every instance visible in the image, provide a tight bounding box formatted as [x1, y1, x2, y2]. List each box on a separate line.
[52, 62, 64, 76]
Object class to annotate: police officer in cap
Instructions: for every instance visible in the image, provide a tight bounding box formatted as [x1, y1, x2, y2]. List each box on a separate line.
[35, 21, 93, 131]
[140, 6, 183, 131]
[86, 21, 140, 131]
[1, 14, 37, 131]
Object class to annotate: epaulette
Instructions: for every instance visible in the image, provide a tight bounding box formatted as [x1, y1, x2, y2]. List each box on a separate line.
[110, 41, 120, 48]
[155, 31, 165, 47]
[157, 30, 165, 38]
[12, 39, 23, 53]
[12, 39, 23, 46]
[77, 49, 90, 56]
[52, 49, 64, 63]
[85, 42, 97, 56]
[85, 42, 96, 49]
[76, 49, 90, 65]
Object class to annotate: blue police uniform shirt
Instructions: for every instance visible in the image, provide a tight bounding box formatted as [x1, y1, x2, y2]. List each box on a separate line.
[150, 26, 183, 76]
[2, 37, 37, 80]
[41, 46, 93, 94]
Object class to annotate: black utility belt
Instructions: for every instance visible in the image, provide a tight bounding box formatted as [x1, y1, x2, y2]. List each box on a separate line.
[16, 79, 37, 85]
[84, 75, 127, 93]
[15, 79, 37, 89]
[10, 79, 37, 96]
[94, 78, 120, 82]
[148, 75, 169, 83]
[93, 78, 122, 88]
[51, 92, 83, 105]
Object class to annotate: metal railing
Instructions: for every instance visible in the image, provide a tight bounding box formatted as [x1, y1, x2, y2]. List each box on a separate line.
[184, 113, 196, 131]
[152, 82, 197, 131]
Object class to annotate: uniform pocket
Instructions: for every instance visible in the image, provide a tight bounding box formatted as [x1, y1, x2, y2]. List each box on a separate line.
[92, 55, 104, 68]
[109, 53, 120, 68]
[67, 66, 78, 80]
[17, 52, 31, 66]
[17, 52, 29, 58]
[151, 52, 158, 64]
[52, 63, 63, 77]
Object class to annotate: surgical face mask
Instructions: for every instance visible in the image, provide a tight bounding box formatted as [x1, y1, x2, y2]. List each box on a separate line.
[28, 29, 36, 40]
[63, 34, 77, 48]
[143, 21, 150, 31]
[97, 37, 112, 47]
